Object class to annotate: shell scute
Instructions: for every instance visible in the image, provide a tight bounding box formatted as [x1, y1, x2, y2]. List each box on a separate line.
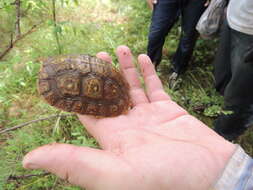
[38, 81, 50, 94]
[43, 91, 59, 105]
[55, 99, 73, 112]
[85, 103, 99, 115]
[82, 76, 103, 99]
[72, 101, 84, 113]
[104, 80, 119, 100]
[78, 62, 91, 74]
[56, 74, 80, 96]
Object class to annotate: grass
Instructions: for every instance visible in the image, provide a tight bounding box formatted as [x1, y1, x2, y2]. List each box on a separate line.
[0, 0, 252, 189]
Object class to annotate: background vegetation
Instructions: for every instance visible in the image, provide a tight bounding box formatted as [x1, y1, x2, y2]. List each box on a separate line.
[0, 0, 252, 189]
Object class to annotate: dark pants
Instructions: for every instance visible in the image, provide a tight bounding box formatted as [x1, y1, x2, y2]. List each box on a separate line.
[214, 19, 253, 141]
[147, 0, 206, 74]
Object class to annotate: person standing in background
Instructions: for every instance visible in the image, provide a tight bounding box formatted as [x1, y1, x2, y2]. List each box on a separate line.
[214, 0, 253, 141]
[146, 0, 208, 87]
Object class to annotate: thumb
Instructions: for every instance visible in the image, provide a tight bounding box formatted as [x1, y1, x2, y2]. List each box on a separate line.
[23, 143, 132, 189]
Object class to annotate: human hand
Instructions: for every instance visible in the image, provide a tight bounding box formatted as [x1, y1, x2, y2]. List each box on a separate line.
[205, 0, 210, 7]
[146, 0, 158, 10]
[23, 46, 236, 190]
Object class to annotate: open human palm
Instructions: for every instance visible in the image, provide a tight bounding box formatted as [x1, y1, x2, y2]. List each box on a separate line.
[23, 46, 235, 190]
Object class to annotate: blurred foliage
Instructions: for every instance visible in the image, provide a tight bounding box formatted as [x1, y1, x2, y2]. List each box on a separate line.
[0, 0, 252, 189]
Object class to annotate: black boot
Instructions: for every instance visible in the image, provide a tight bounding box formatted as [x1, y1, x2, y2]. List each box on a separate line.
[213, 105, 253, 141]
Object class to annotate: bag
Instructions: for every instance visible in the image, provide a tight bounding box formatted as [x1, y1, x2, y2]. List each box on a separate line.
[196, 0, 227, 39]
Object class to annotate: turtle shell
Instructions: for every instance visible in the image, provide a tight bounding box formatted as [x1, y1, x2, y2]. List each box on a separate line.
[38, 55, 131, 117]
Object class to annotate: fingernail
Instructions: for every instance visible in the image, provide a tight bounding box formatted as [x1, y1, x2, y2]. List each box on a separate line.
[116, 45, 130, 56]
[24, 162, 40, 169]
[23, 155, 40, 169]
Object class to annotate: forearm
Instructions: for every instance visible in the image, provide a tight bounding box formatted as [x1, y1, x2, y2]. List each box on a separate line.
[214, 145, 253, 190]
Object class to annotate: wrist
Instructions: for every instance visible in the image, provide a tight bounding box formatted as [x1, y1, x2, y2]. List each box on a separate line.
[199, 138, 236, 190]
[214, 145, 253, 189]
[215, 140, 237, 172]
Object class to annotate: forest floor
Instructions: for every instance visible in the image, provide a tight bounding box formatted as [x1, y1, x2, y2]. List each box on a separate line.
[0, 0, 253, 189]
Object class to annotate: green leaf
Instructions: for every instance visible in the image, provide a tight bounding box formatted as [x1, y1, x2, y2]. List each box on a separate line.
[47, 19, 54, 26]
[72, 26, 77, 36]
[54, 25, 62, 34]
[73, 0, 79, 5]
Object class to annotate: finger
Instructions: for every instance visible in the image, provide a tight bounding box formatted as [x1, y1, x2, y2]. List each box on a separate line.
[116, 45, 149, 105]
[78, 114, 97, 129]
[23, 143, 132, 189]
[204, 0, 210, 7]
[96, 52, 112, 64]
[138, 54, 171, 102]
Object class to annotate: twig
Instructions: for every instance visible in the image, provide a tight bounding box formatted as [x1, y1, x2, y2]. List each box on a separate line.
[53, 111, 63, 135]
[0, 113, 75, 134]
[10, 32, 14, 48]
[0, 22, 43, 61]
[7, 172, 50, 181]
[15, 0, 21, 38]
[52, 0, 62, 54]
[50, 177, 59, 190]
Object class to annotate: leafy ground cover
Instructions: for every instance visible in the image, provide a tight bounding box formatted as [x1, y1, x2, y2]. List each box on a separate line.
[0, 0, 252, 189]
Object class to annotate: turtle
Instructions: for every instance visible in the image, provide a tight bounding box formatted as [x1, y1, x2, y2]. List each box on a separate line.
[37, 54, 131, 117]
